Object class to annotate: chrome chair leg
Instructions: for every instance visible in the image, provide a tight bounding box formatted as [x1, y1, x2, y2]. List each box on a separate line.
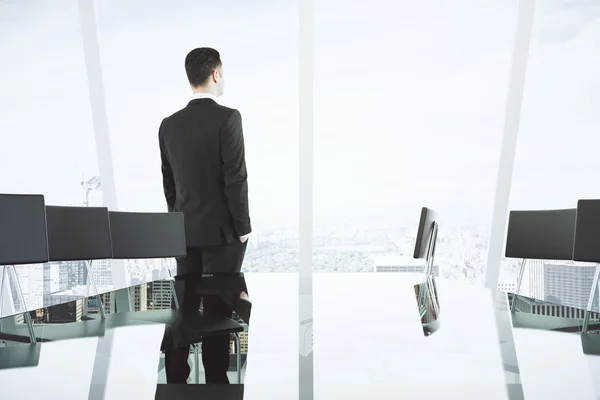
[193, 343, 200, 384]
[583, 264, 600, 334]
[511, 259, 528, 312]
[84, 260, 105, 319]
[6, 265, 36, 343]
[0, 266, 7, 319]
[0, 267, 16, 334]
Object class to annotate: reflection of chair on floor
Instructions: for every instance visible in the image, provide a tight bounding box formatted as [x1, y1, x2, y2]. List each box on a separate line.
[412, 207, 441, 337]
[573, 200, 600, 355]
[414, 277, 439, 321]
[159, 310, 245, 384]
[505, 208, 580, 330]
[193, 272, 251, 325]
[107, 211, 245, 383]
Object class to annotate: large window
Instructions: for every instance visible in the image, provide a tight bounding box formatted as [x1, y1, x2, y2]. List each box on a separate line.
[313, 0, 518, 281]
[311, 2, 520, 397]
[4, 0, 600, 397]
[0, 1, 101, 310]
[500, 1, 600, 296]
[94, 0, 299, 283]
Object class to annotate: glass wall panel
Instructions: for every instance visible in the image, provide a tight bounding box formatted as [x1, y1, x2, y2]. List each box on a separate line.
[314, 0, 517, 281]
[0, 1, 101, 311]
[93, 0, 300, 390]
[313, 0, 518, 397]
[502, 3, 600, 398]
[501, 1, 600, 295]
[94, 0, 299, 293]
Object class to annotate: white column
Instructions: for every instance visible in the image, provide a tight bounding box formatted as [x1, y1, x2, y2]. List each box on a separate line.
[299, 0, 315, 398]
[484, 0, 536, 293]
[78, 3, 131, 399]
[78, 0, 130, 311]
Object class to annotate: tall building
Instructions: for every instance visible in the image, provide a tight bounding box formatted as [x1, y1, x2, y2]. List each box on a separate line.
[58, 262, 69, 291]
[65, 260, 87, 289]
[14, 264, 44, 311]
[43, 262, 61, 294]
[527, 260, 545, 301]
[99, 291, 116, 314]
[521, 261, 600, 312]
[132, 284, 148, 312]
[150, 280, 173, 310]
[239, 331, 249, 354]
[90, 259, 113, 287]
[544, 263, 599, 312]
[229, 330, 249, 355]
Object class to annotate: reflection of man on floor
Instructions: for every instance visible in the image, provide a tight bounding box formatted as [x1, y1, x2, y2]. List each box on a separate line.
[158, 47, 251, 384]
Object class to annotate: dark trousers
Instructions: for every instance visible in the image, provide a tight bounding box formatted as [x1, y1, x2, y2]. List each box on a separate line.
[164, 241, 248, 384]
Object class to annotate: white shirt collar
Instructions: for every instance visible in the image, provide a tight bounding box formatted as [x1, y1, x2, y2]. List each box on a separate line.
[191, 92, 217, 101]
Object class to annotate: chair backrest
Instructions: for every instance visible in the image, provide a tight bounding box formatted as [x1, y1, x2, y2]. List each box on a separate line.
[0, 194, 49, 265]
[45, 206, 113, 261]
[573, 200, 600, 263]
[413, 207, 437, 260]
[505, 208, 576, 260]
[108, 211, 186, 259]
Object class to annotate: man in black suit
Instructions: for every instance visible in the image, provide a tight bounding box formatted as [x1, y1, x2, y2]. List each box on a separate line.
[159, 47, 251, 384]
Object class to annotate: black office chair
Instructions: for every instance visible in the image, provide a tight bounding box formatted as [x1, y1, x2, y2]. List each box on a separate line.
[0, 194, 49, 344]
[573, 200, 600, 338]
[45, 205, 113, 320]
[505, 208, 576, 310]
[107, 210, 185, 317]
[109, 211, 186, 261]
[0, 205, 112, 345]
[107, 211, 244, 384]
[503, 208, 590, 333]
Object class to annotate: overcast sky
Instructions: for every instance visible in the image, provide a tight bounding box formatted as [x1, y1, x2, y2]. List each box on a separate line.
[1, 0, 599, 230]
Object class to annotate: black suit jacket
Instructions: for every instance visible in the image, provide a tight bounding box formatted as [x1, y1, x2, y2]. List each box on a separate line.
[159, 98, 251, 247]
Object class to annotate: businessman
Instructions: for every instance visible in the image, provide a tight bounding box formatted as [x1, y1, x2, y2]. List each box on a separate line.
[159, 47, 251, 384]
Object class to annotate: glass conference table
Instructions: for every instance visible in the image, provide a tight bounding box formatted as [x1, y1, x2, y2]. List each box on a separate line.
[0, 273, 598, 399]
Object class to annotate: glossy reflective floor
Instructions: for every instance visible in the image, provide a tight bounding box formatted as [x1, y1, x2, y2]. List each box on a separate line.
[2, 273, 600, 399]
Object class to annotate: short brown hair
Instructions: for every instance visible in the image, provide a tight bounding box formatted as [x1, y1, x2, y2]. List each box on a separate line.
[184, 47, 222, 87]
